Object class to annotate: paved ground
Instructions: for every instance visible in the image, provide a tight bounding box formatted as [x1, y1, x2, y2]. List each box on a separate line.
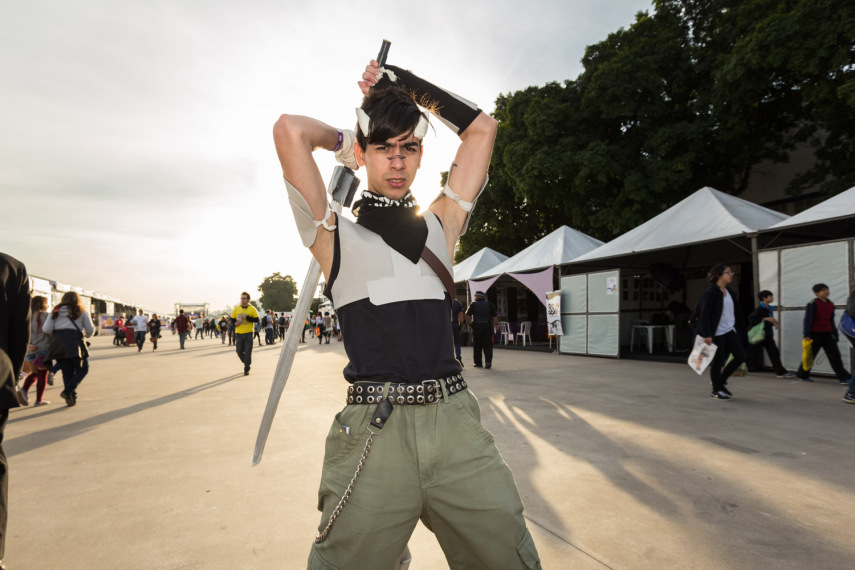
[5, 331, 854, 569]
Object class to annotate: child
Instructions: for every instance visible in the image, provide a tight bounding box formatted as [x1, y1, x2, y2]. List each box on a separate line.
[797, 283, 850, 383]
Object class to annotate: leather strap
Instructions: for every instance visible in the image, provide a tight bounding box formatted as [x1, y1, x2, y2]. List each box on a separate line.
[420, 246, 456, 303]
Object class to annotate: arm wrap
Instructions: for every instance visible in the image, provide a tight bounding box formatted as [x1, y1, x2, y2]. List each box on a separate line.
[377, 64, 482, 135]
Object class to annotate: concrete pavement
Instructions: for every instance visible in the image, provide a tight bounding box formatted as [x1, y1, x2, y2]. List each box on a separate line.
[5, 331, 854, 569]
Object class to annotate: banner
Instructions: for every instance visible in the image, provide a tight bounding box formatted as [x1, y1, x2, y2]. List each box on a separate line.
[100, 315, 116, 330]
[546, 291, 563, 336]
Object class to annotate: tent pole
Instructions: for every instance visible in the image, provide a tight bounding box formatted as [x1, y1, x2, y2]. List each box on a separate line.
[750, 234, 759, 300]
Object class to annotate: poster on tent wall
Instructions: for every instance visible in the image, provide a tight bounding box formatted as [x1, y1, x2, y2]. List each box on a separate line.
[546, 291, 563, 335]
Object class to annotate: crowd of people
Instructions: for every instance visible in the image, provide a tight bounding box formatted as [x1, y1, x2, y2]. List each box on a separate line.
[695, 263, 855, 404]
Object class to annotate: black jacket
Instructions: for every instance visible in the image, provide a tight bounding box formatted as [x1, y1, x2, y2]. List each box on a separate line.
[0, 253, 29, 411]
[696, 284, 746, 339]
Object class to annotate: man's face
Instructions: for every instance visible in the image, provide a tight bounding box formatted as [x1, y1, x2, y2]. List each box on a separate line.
[355, 132, 422, 200]
[240, 294, 249, 307]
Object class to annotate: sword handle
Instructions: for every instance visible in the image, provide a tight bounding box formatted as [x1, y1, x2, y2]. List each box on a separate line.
[377, 40, 391, 67]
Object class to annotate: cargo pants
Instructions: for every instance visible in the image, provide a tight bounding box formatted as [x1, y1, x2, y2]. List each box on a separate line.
[308, 386, 541, 570]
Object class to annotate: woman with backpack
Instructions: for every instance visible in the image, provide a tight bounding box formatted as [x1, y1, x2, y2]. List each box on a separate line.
[43, 291, 94, 407]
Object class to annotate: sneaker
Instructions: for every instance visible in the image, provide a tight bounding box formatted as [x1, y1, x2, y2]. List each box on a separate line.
[485, 363, 492, 369]
[48, 372, 55, 386]
[776, 372, 796, 379]
[720, 385, 733, 397]
[710, 391, 732, 401]
[16, 387, 29, 406]
[34, 400, 50, 407]
[843, 392, 855, 404]
[800, 377, 814, 382]
[473, 364, 482, 368]
[840, 380, 850, 386]
[60, 391, 74, 407]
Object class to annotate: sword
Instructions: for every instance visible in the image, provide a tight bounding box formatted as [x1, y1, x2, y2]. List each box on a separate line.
[253, 166, 360, 466]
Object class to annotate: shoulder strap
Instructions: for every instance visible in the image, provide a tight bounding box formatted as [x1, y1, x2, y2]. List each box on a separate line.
[420, 246, 455, 303]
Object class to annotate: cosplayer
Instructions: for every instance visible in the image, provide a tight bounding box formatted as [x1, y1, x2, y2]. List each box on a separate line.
[273, 52, 541, 570]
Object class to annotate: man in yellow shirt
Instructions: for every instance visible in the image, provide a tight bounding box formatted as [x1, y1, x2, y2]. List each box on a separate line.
[231, 292, 260, 376]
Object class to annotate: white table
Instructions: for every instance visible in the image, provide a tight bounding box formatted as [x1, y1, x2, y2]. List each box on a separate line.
[631, 324, 675, 353]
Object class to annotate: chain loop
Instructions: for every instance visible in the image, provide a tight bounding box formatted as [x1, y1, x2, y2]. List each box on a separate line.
[314, 430, 377, 543]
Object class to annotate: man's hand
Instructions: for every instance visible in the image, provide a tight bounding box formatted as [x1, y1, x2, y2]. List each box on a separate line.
[358, 60, 382, 95]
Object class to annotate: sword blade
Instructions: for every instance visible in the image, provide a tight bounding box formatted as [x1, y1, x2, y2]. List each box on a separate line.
[252, 256, 322, 465]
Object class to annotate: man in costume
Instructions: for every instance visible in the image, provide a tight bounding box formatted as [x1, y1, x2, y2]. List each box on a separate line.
[273, 56, 541, 569]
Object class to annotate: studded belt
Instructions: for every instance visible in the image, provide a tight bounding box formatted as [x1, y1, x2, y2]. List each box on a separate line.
[346, 374, 467, 405]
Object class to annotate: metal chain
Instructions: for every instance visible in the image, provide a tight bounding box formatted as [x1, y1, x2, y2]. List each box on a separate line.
[315, 430, 377, 543]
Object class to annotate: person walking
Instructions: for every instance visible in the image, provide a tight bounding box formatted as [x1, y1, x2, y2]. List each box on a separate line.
[278, 312, 287, 340]
[219, 316, 229, 344]
[148, 314, 162, 352]
[696, 264, 747, 400]
[174, 309, 191, 349]
[264, 310, 276, 345]
[17, 296, 51, 406]
[466, 291, 497, 369]
[315, 313, 325, 345]
[113, 314, 125, 346]
[0, 252, 30, 569]
[194, 315, 204, 339]
[451, 297, 464, 367]
[323, 312, 332, 344]
[43, 291, 94, 407]
[796, 283, 851, 384]
[747, 291, 795, 378]
[841, 286, 855, 404]
[231, 292, 259, 375]
[130, 309, 148, 352]
[273, 55, 540, 568]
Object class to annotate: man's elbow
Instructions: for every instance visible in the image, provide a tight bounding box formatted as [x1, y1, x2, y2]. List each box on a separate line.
[469, 112, 498, 139]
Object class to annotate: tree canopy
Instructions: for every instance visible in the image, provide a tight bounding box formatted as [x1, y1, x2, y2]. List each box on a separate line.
[257, 272, 298, 311]
[456, 0, 855, 262]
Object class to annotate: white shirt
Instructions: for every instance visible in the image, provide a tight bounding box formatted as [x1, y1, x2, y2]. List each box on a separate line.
[130, 315, 148, 331]
[715, 291, 736, 336]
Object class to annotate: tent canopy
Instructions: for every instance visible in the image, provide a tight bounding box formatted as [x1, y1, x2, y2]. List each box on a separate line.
[761, 186, 855, 245]
[452, 247, 508, 283]
[474, 225, 603, 279]
[570, 187, 789, 270]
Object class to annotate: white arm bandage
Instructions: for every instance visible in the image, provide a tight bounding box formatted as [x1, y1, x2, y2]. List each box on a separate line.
[285, 177, 336, 248]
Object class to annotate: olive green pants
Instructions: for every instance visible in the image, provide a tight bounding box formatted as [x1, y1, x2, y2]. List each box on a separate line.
[308, 387, 541, 570]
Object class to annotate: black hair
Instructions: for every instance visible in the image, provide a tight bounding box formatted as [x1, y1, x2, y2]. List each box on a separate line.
[355, 84, 427, 150]
[707, 263, 729, 284]
[812, 283, 828, 294]
[179, 309, 184, 314]
[758, 290, 773, 301]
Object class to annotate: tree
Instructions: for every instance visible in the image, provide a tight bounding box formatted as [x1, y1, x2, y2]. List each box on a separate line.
[257, 272, 298, 311]
[456, 0, 855, 260]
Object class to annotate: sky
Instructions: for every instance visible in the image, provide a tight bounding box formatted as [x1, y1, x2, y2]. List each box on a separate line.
[1, 0, 653, 315]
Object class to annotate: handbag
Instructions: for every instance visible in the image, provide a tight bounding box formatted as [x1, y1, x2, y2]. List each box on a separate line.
[747, 322, 766, 345]
[801, 338, 814, 371]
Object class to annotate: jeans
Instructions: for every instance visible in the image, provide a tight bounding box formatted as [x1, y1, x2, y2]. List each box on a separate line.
[265, 327, 274, 345]
[179, 331, 187, 348]
[195, 328, 203, 339]
[134, 330, 146, 351]
[797, 331, 851, 381]
[236, 333, 253, 372]
[451, 323, 462, 360]
[57, 357, 89, 396]
[710, 331, 747, 393]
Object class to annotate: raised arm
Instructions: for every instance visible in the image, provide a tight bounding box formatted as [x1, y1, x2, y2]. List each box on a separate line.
[359, 61, 498, 256]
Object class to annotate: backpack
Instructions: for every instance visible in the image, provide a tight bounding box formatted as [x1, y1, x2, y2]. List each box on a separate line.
[840, 310, 855, 341]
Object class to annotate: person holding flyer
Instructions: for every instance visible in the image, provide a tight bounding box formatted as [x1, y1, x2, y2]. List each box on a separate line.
[695, 264, 747, 400]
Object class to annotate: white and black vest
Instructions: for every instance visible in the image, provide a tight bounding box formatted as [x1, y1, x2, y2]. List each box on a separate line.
[324, 212, 461, 384]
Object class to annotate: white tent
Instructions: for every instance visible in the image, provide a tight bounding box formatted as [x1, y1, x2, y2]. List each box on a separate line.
[452, 247, 508, 283]
[469, 225, 603, 307]
[475, 225, 604, 279]
[768, 186, 855, 230]
[572, 186, 789, 269]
